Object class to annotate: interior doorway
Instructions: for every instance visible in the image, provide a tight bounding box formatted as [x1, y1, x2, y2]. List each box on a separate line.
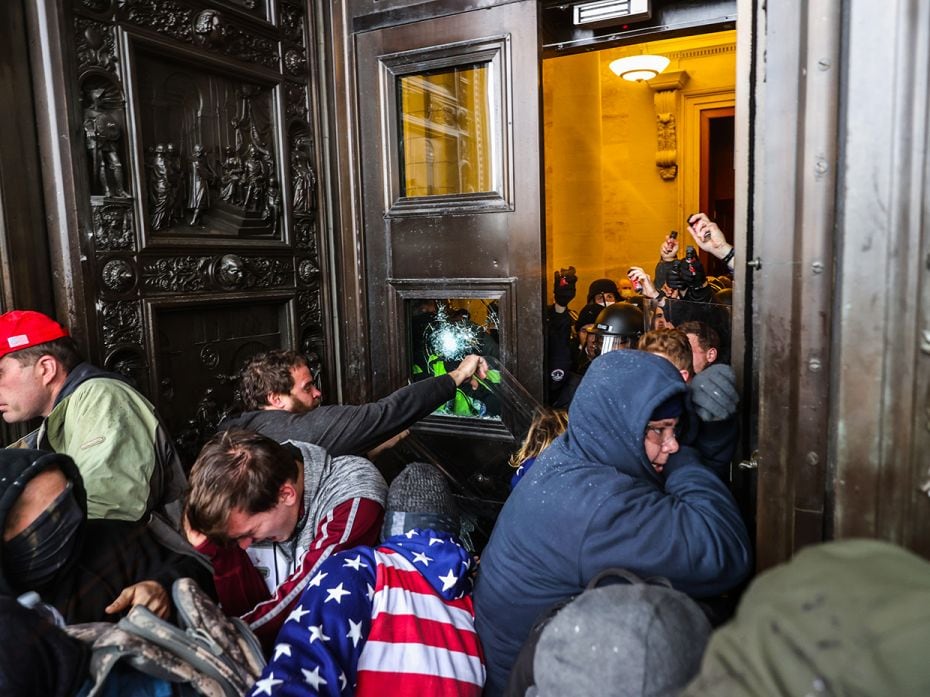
[541, 28, 742, 455]
[542, 29, 737, 311]
[700, 107, 735, 277]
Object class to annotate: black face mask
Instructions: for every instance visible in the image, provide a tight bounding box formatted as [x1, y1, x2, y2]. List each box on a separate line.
[4, 481, 83, 590]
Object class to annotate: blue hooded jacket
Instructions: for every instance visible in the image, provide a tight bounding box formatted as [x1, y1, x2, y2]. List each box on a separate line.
[473, 350, 752, 695]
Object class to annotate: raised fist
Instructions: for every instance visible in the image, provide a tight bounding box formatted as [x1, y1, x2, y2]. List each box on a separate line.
[553, 266, 577, 307]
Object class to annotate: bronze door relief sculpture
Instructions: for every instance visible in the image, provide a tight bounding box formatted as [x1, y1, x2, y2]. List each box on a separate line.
[65, 0, 329, 464]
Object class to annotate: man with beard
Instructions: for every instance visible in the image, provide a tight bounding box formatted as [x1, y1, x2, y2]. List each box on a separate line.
[222, 349, 487, 457]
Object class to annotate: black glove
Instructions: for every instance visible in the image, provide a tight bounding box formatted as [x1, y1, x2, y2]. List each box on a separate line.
[667, 248, 707, 291]
[690, 363, 739, 422]
[553, 266, 577, 307]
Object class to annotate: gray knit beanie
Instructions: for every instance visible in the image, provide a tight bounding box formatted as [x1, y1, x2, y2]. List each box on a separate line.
[532, 583, 711, 697]
[380, 462, 460, 541]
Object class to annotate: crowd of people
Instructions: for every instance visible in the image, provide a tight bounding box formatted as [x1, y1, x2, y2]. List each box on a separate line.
[1, 214, 928, 696]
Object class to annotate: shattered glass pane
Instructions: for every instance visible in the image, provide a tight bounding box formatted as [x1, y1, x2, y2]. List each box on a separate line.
[408, 298, 502, 420]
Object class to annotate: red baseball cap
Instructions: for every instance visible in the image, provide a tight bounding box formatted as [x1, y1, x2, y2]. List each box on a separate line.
[0, 310, 69, 359]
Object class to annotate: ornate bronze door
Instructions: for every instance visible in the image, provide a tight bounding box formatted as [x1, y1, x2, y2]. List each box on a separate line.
[31, 0, 331, 463]
[352, 1, 544, 530]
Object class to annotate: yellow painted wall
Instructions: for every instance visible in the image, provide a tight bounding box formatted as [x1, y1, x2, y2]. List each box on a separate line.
[544, 31, 735, 305]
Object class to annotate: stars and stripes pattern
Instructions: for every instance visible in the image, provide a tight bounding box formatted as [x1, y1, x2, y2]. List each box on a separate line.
[249, 529, 484, 696]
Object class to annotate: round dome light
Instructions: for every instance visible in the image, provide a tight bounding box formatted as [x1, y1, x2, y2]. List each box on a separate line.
[608, 55, 671, 82]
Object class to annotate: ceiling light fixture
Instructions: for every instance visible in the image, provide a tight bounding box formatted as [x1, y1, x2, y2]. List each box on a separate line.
[608, 55, 670, 82]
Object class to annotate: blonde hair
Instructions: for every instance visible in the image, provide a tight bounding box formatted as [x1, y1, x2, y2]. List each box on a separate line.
[639, 328, 694, 376]
[509, 408, 569, 469]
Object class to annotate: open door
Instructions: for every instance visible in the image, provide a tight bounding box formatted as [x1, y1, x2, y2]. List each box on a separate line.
[354, 1, 543, 543]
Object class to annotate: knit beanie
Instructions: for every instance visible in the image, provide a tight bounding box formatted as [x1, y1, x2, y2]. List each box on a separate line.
[532, 583, 711, 697]
[380, 462, 460, 541]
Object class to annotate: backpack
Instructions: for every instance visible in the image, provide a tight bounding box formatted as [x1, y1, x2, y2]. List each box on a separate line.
[66, 577, 265, 697]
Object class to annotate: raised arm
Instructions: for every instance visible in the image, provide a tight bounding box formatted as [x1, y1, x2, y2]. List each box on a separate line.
[687, 213, 735, 272]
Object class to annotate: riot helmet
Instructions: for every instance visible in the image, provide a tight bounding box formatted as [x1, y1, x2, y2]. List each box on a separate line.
[592, 302, 645, 354]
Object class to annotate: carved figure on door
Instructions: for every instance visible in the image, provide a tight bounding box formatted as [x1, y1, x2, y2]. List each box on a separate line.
[187, 145, 214, 226]
[241, 145, 266, 212]
[220, 146, 243, 205]
[291, 148, 317, 214]
[83, 87, 128, 198]
[263, 175, 281, 232]
[148, 143, 174, 230]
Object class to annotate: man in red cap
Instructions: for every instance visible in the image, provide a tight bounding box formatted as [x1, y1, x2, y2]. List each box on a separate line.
[0, 310, 185, 522]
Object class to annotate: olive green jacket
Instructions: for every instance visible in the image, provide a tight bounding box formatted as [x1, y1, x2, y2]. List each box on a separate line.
[12, 363, 186, 522]
[681, 539, 930, 696]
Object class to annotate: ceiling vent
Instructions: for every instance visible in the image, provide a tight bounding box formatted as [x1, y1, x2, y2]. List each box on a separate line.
[572, 0, 652, 29]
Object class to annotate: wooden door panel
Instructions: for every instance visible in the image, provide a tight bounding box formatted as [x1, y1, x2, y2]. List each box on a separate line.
[44, 0, 331, 462]
[149, 295, 292, 462]
[353, 1, 543, 530]
[357, 1, 543, 401]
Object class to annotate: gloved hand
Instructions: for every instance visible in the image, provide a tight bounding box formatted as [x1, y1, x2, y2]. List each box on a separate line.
[667, 248, 707, 291]
[681, 248, 707, 289]
[553, 266, 577, 307]
[690, 363, 739, 422]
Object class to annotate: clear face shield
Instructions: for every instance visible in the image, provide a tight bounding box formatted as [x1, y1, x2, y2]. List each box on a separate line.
[591, 332, 634, 355]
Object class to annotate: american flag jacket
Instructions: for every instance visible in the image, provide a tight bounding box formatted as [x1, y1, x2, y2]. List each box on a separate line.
[249, 528, 485, 697]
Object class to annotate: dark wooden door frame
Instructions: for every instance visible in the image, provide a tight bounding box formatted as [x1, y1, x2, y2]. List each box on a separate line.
[22, 0, 334, 459]
[323, 0, 544, 406]
[0, 0, 57, 444]
[699, 105, 735, 276]
[830, 0, 930, 555]
[24, 0, 97, 351]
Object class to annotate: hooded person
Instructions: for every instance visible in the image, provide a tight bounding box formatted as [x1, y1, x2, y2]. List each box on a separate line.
[574, 278, 621, 336]
[473, 350, 752, 696]
[0, 448, 214, 625]
[585, 278, 621, 306]
[249, 461, 485, 697]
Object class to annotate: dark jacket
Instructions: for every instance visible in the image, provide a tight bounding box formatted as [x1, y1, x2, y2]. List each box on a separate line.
[220, 374, 456, 456]
[473, 350, 752, 695]
[546, 303, 580, 409]
[0, 449, 213, 624]
[678, 391, 739, 478]
[0, 596, 89, 697]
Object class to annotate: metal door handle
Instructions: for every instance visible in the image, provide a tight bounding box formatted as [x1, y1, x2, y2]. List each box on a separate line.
[738, 451, 760, 470]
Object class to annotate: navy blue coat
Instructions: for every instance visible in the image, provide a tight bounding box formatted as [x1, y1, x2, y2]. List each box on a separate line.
[473, 350, 752, 695]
